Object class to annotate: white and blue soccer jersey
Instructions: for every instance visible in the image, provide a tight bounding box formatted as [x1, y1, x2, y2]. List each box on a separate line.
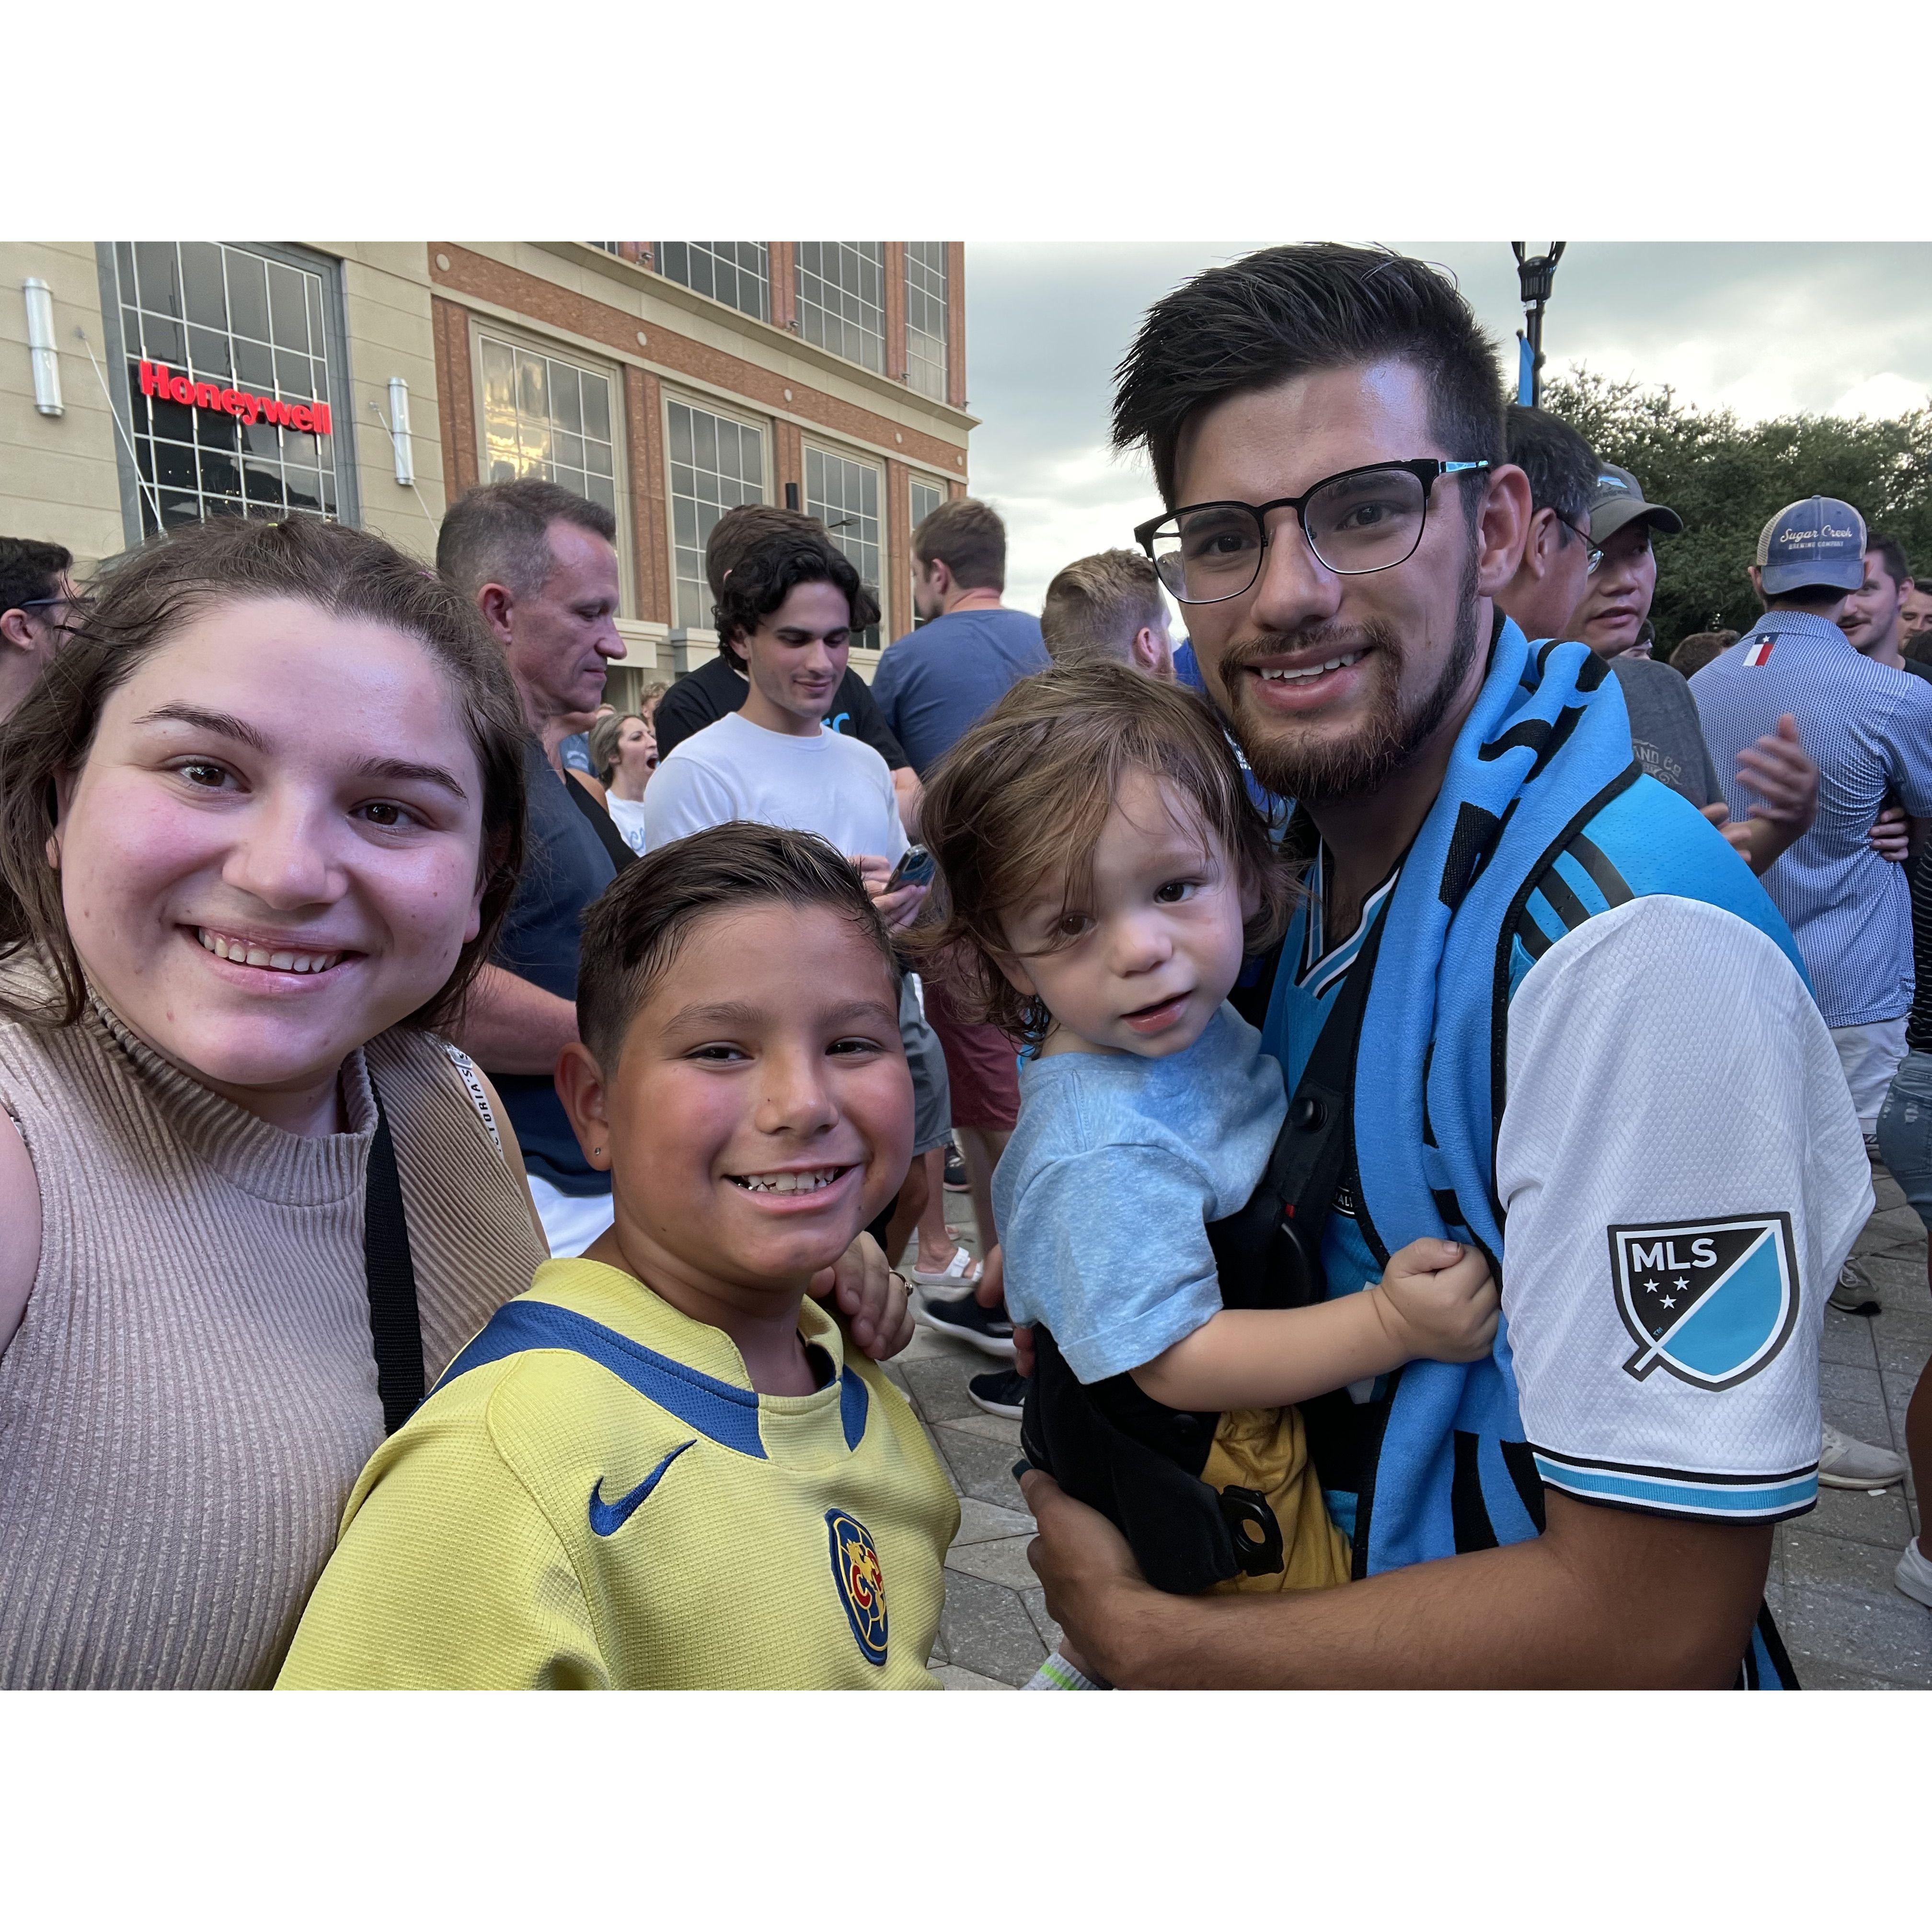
[1267, 823, 1872, 1531]
[1691, 610, 1932, 1027]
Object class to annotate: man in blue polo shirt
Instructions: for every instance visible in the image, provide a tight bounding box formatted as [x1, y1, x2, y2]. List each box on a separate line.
[1692, 498, 1932, 1138]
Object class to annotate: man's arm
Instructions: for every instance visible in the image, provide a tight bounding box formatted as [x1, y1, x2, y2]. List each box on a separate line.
[449, 964, 579, 1078]
[1021, 1474, 1769, 1689]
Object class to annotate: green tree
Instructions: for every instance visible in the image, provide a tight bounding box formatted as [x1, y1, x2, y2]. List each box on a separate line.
[1541, 370, 1932, 656]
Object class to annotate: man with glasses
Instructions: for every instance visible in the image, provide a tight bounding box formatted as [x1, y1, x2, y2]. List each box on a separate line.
[1496, 409, 1818, 878]
[0, 538, 82, 722]
[1019, 243, 1867, 1689]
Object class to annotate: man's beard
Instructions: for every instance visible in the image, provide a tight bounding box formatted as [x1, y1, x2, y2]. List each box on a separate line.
[1230, 549, 1483, 806]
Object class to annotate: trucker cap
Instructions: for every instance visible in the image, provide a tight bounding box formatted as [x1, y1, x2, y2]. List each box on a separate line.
[1587, 463, 1685, 546]
[1754, 496, 1868, 597]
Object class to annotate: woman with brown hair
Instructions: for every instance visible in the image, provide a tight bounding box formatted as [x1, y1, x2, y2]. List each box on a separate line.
[0, 515, 549, 1689]
[587, 709, 656, 854]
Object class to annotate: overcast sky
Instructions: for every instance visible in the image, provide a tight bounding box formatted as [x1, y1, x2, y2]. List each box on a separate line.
[963, 243, 1932, 617]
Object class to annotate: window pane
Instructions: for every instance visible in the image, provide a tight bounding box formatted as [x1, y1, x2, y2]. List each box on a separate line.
[226, 252, 269, 341]
[483, 338, 515, 415]
[517, 352, 547, 420]
[135, 243, 182, 318]
[582, 373, 610, 443]
[181, 243, 227, 331]
[267, 262, 308, 351]
[551, 363, 582, 434]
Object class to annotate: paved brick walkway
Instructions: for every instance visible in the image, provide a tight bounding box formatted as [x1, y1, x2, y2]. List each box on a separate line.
[889, 1160, 1932, 1690]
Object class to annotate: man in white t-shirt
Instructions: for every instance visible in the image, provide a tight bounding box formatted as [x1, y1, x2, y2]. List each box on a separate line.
[644, 527, 913, 874]
[643, 525, 948, 1261]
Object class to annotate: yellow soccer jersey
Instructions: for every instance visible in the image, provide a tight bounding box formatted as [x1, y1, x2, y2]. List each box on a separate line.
[277, 1259, 959, 1690]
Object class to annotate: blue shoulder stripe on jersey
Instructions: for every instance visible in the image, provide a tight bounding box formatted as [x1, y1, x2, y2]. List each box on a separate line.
[433, 1299, 769, 1459]
[839, 1365, 869, 1449]
[1532, 1451, 1816, 1520]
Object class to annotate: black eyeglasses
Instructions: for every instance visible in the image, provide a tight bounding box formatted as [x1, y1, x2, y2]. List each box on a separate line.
[1134, 460, 1492, 606]
[1552, 513, 1604, 574]
[17, 593, 92, 634]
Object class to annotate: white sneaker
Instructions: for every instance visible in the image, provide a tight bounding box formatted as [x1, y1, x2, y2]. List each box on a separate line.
[1818, 1422, 1907, 1490]
[1898, 1537, 1932, 1610]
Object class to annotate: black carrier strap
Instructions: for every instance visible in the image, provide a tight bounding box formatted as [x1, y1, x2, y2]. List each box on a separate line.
[1019, 891, 1387, 1597]
[564, 768, 641, 872]
[365, 1088, 427, 1436]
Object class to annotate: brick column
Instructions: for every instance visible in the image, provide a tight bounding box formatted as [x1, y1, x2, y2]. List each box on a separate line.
[944, 242, 967, 410]
[431, 296, 479, 498]
[627, 365, 670, 625]
[885, 457, 911, 640]
[883, 242, 908, 381]
[768, 242, 796, 331]
[775, 418, 805, 515]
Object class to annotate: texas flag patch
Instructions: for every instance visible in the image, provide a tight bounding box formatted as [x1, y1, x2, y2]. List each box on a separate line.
[1742, 635, 1775, 667]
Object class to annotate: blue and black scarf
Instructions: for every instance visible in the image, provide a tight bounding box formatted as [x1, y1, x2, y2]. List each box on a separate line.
[1342, 618, 1802, 1685]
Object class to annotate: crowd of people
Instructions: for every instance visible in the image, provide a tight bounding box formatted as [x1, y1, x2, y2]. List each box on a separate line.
[0, 239, 1928, 1690]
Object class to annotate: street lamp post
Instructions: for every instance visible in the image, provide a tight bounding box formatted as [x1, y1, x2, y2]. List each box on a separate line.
[1510, 242, 1566, 408]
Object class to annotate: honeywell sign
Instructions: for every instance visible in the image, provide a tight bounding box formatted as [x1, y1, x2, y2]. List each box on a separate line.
[137, 360, 333, 436]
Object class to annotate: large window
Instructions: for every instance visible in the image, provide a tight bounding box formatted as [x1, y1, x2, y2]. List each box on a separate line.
[905, 243, 949, 401]
[667, 398, 766, 630]
[806, 445, 883, 650]
[795, 243, 885, 373]
[111, 241, 346, 534]
[479, 334, 616, 516]
[657, 242, 770, 323]
[908, 474, 946, 623]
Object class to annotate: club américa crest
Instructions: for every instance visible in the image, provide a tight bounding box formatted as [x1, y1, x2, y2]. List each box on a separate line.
[825, 1508, 888, 1666]
[1608, 1213, 1800, 1390]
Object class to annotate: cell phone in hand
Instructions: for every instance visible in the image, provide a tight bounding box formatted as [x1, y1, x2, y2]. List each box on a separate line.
[886, 844, 935, 892]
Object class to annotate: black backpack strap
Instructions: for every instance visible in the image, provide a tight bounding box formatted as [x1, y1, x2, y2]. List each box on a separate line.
[1208, 898, 1388, 1312]
[564, 767, 639, 872]
[365, 1085, 426, 1436]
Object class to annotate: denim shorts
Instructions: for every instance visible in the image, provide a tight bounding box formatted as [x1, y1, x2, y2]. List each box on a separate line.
[1875, 1048, 1932, 1232]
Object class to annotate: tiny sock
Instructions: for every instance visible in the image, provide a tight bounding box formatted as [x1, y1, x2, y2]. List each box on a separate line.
[1024, 1649, 1107, 1692]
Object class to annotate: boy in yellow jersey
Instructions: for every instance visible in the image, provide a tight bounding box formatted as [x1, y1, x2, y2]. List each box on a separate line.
[279, 825, 958, 1689]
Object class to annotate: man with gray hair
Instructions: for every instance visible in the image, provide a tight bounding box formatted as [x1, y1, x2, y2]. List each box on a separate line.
[1040, 548, 1175, 677]
[437, 477, 627, 1258]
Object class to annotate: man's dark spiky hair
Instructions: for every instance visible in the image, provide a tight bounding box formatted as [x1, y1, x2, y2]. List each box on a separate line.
[1111, 243, 1506, 506]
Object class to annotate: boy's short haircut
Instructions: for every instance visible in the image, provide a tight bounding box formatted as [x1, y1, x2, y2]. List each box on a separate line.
[1668, 629, 1738, 678]
[576, 821, 896, 1065]
[1040, 549, 1167, 667]
[917, 664, 1292, 1046]
[912, 497, 1006, 593]
[711, 527, 882, 653]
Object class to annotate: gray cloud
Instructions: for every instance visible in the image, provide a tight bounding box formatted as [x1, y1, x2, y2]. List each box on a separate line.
[963, 242, 1932, 614]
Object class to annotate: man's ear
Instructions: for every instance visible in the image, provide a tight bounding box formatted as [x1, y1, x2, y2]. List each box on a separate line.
[1474, 463, 1534, 600]
[476, 582, 516, 647]
[0, 609, 38, 651]
[554, 1040, 615, 1172]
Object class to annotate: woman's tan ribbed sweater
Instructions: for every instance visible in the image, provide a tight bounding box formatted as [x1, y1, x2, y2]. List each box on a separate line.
[0, 979, 545, 1689]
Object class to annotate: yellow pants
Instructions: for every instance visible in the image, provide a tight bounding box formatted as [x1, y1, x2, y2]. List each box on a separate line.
[1201, 1404, 1352, 1596]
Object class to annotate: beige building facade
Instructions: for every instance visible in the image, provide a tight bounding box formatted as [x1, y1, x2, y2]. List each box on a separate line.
[1, 241, 974, 697]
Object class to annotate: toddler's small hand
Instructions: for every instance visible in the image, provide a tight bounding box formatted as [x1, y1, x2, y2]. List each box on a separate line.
[1372, 1237, 1499, 1364]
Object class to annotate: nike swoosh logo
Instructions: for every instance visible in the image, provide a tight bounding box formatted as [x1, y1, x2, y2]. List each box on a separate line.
[587, 1440, 696, 1537]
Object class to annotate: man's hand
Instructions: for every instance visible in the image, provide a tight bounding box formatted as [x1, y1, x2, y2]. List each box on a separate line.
[1731, 713, 1817, 873]
[1020, 1467, 1153, 1685]
[808, 1232, 914, 1361]
[1870, 804, 1910, 863]
[853, 853, 930, 934]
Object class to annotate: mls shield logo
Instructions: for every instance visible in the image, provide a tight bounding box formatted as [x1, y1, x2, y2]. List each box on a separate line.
[1608, 1213, 1800, 1390]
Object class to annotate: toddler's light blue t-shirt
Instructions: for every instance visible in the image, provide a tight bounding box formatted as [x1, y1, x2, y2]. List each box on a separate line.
[992, 1003, 1287, 1385]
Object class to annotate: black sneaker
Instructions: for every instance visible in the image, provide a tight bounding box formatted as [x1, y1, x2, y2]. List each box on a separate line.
[943, 1141, 970, 1192]
[968, 1367, 1028, 1419]
[914, 1288, 1016, 1359]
